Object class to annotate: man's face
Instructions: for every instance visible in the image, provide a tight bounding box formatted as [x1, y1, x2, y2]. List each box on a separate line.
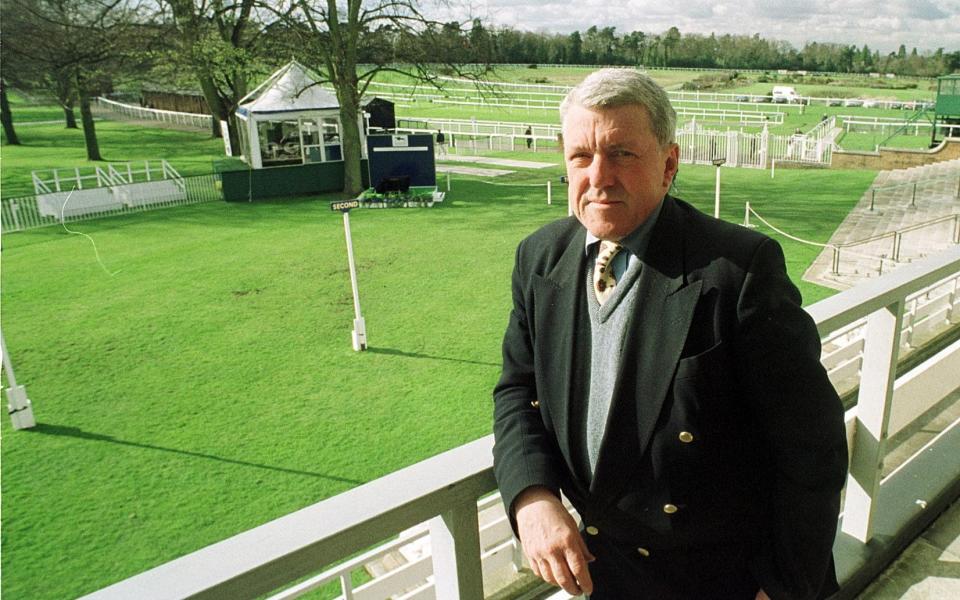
[563, 104, 679, 240]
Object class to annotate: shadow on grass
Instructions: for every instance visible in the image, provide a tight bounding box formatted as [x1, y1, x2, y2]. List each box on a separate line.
[29, 422, 365, 485]
[367, 346, 500, 368]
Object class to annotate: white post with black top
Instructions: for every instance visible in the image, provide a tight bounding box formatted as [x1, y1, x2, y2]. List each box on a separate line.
[331, 199, 367, 351]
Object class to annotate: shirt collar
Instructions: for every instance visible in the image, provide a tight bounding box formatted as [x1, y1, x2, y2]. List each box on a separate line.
[584, 197, 665, 259]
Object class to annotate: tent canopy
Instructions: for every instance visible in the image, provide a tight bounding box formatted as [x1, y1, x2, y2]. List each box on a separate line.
[237, 61, 339, 117]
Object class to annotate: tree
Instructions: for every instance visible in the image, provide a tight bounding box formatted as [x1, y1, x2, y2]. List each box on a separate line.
[3, 0, 155, 160]
[162, 0, 276, 150]
[468, 18, 493, 64]
[663, 26, 681, 66]
[568, 31, 583, 64]
[1, 79, 22, 145]
[0, 1, 79, 129]
[271, 1, 488, 197]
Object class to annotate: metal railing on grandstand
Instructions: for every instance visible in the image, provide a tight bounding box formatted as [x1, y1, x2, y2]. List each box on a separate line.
[1, 174, 221, 233]
[81, 247, 960, 600]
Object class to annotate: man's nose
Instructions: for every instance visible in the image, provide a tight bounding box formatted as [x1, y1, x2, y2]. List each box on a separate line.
[588, 154, 614, 189]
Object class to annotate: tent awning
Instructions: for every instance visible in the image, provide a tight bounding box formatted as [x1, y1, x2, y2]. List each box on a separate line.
[238, 61, 340, 117]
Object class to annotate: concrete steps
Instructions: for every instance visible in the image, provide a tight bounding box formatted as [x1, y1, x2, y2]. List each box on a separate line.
[804, 159, 960, 290]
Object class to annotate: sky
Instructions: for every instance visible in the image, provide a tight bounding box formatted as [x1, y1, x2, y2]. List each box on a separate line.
[433, 0, 960, 54]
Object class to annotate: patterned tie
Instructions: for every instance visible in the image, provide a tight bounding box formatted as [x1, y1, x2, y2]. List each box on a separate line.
[593, 240, 623, 305]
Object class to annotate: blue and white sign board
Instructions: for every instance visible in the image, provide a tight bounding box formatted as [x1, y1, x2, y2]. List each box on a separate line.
[366, 134, 436, 191]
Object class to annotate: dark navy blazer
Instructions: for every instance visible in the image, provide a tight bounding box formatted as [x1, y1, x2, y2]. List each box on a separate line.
[492, 195, 848, 599]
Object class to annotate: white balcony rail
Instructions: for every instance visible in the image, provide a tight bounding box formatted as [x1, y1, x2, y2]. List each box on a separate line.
[82, 247, 960, 600]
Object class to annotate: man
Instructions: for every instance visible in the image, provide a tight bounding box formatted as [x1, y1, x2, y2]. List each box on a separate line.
[436, 128, 447, 157]
[492, 69, 848, 599]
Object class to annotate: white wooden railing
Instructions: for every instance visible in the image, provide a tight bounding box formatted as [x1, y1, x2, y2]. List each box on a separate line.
[81, 247, 960, 600]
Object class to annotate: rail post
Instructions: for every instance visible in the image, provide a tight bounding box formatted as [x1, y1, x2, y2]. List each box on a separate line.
[911, 182, 917, 208]
[841, 298, 905, 543]
[430, 501, 484, 599]
[870, 188, 876, 211]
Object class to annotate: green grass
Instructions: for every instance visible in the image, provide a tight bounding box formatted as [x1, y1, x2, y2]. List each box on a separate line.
[3, 91, 68, 123]
[836, 131, 934, 151]
[2, 120, 225, 198]
[0, 161, 872, 599]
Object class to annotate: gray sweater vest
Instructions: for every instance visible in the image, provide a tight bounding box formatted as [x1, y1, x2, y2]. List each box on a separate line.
[585, 256, 644, 477]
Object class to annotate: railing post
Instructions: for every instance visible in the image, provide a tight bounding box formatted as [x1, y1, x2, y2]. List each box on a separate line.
[841, 298, 905, 543]
[893, 232, 901, 262]
[430, 501, 484, 599]
[832, 246, 840, 275]
[870, 188, 876, 211]
[339, 573, 354, 600]
[911, 182, 917, 207]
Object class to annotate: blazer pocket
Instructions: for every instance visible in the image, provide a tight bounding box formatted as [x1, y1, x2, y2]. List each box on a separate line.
[675, 340, 727, 381]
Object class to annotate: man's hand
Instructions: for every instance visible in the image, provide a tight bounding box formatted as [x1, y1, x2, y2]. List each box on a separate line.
[755, 589, 771, 600]
[514, 487, 595, 596]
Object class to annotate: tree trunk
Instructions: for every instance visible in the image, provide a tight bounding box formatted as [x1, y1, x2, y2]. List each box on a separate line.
[1, 79, 21, 145]
[339, 96, 364, 197]
[64, 103, 78, 128]
[227, 115, 242, 156]
[79, 92, 102, 160]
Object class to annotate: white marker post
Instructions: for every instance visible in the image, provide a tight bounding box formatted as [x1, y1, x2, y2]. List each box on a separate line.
[1, 329, 36, 429]
[712, 157, 726, 219]
[331, 199, 367, 351]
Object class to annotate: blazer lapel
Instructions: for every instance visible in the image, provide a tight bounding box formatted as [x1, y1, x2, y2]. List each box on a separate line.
[590, 197, 702, 496]
[532, 227, 588, 477]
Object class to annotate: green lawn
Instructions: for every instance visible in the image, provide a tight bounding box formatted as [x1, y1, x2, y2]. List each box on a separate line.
[0, 160, 872, 599]
[2, 120, 225, 198]
[3, 90, 68, 122]
[1, 64, 884, 597]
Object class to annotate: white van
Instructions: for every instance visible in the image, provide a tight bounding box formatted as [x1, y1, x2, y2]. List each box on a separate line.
[772, 86, 800, 103]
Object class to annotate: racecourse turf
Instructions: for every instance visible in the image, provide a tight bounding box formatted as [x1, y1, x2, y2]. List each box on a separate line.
[0, 161, 875, 598]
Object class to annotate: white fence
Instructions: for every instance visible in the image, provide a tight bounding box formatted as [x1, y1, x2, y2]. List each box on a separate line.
[399, 116, 834, 167]
[1, 174, 221, 233]
[93, 97, 214, 130]
[32, 160, 184, 194]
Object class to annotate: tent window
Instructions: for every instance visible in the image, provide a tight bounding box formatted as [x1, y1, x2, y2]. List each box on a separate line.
[322, 118, 342, 162]
[237, 119, 251, 163]
[258, 119, 303, 166]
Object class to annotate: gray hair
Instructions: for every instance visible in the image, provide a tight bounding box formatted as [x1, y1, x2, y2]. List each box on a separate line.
[560, 68, 677, 147]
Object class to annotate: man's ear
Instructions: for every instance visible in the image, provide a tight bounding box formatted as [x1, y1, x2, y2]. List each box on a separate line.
[662, 143, 680, 188]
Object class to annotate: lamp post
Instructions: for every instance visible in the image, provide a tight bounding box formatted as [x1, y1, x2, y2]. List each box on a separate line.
[712, 158, 726, 219]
